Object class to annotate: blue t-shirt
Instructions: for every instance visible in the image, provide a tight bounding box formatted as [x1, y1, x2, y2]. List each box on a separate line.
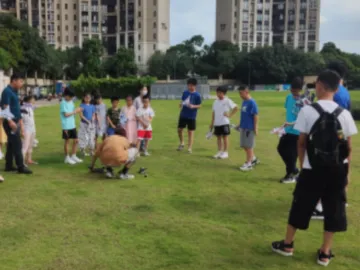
[80, 103, 95, 123]
[334, 85, 351, 110]
[180, 90, 202, 120]
[240, 99, 258, 130]
[284, 94, 300, 135]
[60, 99, 76, 130]
[0, 85, 21, 121]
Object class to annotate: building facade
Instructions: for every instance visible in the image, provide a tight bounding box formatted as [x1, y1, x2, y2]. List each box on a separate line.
[1, 0, 170, 69]
[216, 0, 320, 52]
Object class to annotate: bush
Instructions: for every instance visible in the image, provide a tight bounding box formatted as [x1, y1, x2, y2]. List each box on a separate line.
[351, 101, 360, 120]
[70, 75, 157, 98]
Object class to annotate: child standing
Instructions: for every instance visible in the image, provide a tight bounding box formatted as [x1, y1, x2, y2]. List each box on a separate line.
[210, 86, 238, 159]
[122, 95, 137, 145]
[21, 95, 37, 165]
[106, 96, 121, 136]
[238, 85, 259, 171]
[94, 95, 107, 142]
[272, 70, 358, 267]
[60, 88, 83, 165]
[136, 96, 155, 156]
[78, 93, 96, 156]
[277, 77, 303, 183]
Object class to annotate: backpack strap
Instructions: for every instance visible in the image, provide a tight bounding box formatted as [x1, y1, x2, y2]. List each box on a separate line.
[311, 103, 324, 115]
[333, 106, 344, 118]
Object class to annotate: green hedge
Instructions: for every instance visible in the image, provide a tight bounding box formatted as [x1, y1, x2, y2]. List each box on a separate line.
[70, 75, 157, 99]
[351, 101, 360, 121]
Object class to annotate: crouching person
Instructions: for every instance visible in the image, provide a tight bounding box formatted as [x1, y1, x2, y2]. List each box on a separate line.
[89, 126, 138, 180]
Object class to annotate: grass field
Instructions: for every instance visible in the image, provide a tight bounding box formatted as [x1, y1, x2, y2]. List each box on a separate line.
[1, 91, 360, 270]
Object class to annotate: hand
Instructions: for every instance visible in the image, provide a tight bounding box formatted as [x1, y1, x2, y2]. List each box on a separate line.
[188, 104, 195, 109]
[223, 112, 230, 118]
[209, 124, 214, 130]
[75, 108, 83, 114]
[284, 122, 291, 127]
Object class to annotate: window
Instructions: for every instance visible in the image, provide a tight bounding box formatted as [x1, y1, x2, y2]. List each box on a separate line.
[139, 0, 141, 6]
[74, 15, 77, 20]
[65, 25, 68, 31]
[58, 36, 60, 42]
[154, 0, 157, 5]
[74, 4, 76, 9]
[74, 35, 77, 42]
[234, 23, 237, 28]
[57, 3, 60, 9]
[242, 22, 248, 30]
[65, 14, 68, 20]
[65, 3, 68, 9]
[57, 15, 60, 20]
[234, 11, 237, 17]
[153, 22, 157, 28]
[138, 34, 141, 40]
[153, 33, 157, 39]
[138, 44, 141, 50]
[138, 11, 141, 17]
[220, 23, 226, 31]
[154, 11, 157, 17]
[74, 25, 77, 31]
[233, 33, 237, 40]
[57, 25, 60, 31]
[66, 36, 69, 42]
[153, 44, 156, 50]
[242, 33, 248, 41]
[138, 22, 141, 28]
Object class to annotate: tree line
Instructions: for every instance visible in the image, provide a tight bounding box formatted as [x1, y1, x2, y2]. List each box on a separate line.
[1, 13, 360, 88]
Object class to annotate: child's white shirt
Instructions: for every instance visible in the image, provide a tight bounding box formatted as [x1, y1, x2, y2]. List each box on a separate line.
[212, 97, 237, 126]
[21, 107, 36, 133]
[294, 100, 358, 169]
[136, 107, 155, 131]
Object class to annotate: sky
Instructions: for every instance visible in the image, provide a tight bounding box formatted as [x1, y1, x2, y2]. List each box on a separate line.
[170, 0, 360, 54]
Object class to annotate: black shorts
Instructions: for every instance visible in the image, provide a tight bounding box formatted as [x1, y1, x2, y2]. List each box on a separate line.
[62, 129, 78, 140]
[288, 168, 347, 232]
[178, 118, 196, 131]
[214, 125, 230, 136]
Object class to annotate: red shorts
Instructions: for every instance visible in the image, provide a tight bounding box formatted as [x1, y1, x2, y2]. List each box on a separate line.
[138, 130, 152, 140]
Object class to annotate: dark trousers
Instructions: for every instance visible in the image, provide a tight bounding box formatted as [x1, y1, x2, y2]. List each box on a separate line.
[3, 121, 25, 171]
[277, 134, 299, 175]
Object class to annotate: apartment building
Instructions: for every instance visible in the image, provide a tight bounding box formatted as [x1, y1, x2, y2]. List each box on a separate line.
[216, 0, 320, 52]
[1, 0, 170, 69]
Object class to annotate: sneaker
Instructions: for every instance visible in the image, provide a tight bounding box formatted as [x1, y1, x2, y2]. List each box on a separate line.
[18, 167, 33, 175]
[65, 156, 76, 165]
[188, 149, 192, 154]
[219, 152, 229, 159]
[317, 250, 335, 267]
[143, 151, 150, 156]
[272, 240, 294, 257]
[119, 173, 135, 180]
[240, 163, 253, 172]
[106, 171, 114, 179]
[71, 155, 83, 163]
[311, 210, 324, 220]
[280, 174, 296, 184]
[252, 157, 260, 166]
[0, 175, 4, 183]
[177, 144, 185, 151]
[5, 167, 18, 172]
[213, 152, 222, 159]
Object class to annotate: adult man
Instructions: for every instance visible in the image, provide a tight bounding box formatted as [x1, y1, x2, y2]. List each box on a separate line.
[0, 74, 32, 174]
[177, 78, 202, 153]
[89, 126, 138, 180]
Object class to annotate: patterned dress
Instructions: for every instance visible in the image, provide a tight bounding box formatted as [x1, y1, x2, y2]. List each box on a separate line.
[121, 105, 137, 144]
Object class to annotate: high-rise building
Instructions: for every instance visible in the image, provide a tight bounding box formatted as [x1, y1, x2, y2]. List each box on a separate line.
[1, 0, 170, 69]
[216, 0, 320, 52]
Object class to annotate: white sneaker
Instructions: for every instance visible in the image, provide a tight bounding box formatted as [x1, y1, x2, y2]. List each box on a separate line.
[71, 155, 83, 163]
[240, 163, 253, 171]
[143, 151, 150, 156]
[188, 149, 192, 154]
[119, 173, 135, 180]
[106, 171, 114, 179]
[65, 156, 76, 165]
[213, 152, 222, 159]
[219, 152, 229, 159]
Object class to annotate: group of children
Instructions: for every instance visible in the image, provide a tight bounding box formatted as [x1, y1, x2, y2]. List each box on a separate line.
[60, 85, 155, 166]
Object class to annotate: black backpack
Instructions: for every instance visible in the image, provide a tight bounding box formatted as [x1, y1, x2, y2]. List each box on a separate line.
[307, 103, 349, 169]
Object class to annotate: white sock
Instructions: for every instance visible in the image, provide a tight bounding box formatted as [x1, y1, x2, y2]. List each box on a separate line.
[252, 156, 257, 161]
[71, 154, 77, 158]
[316, 202, 323, 212]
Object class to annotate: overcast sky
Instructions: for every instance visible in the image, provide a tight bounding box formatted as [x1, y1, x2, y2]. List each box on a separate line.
[170, 0, 360, 54]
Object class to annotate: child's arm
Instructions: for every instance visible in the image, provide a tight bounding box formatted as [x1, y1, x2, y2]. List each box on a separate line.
[224, 106, 239, 118]
[107, 116, 115, 128]
[297, 133, 307, 170]
[210, 111, 215, 129]
[63, 108, 82, 118]
[79, 110, 91, 124]
[254, 115, 259, 135]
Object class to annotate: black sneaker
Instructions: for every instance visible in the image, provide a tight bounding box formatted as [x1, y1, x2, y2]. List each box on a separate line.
[272, 240, 294, 256]
[5, 167, 17, 172]
[317, 250, 335, 266]
[311, 210, 324, 220]
[18, 167, 33, 175]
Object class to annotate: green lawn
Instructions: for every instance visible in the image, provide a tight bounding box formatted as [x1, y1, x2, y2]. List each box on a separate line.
[1, 91, 360, 270]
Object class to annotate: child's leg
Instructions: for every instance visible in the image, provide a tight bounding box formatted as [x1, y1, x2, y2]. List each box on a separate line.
[245, 148, 254, 163]
[144, 139, 149, 151]
[188, 130, 194, 150]
[71, 139, 78, 156]
[136, 139, 142, 151]
[223, 135, 229, 152]
[178, 128, 184, 145]
[64, 140, 70, 156]
[217, 136, 222, 152]
[26, 132, 36, 162]
[22, 132, 31, 159]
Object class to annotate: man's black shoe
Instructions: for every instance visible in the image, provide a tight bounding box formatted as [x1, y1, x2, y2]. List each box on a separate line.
[18, 167, 33, 175]
[5, 167, 17, 172]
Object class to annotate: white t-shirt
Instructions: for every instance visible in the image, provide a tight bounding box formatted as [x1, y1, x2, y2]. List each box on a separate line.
[136, 107, 155, 131]
[294, 100, 358, 169]
[134, 96, 143, 110]
[212, 97, 238, 126]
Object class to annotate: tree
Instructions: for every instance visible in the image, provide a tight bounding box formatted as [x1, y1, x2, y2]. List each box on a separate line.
[103, 47, 137, 78]
[63, 47, 83, 80]
[82, 39, 104, 77]
[0, 48, 12, 70]
[0, 27, 23, 68]
[148, 51, 168, 79]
